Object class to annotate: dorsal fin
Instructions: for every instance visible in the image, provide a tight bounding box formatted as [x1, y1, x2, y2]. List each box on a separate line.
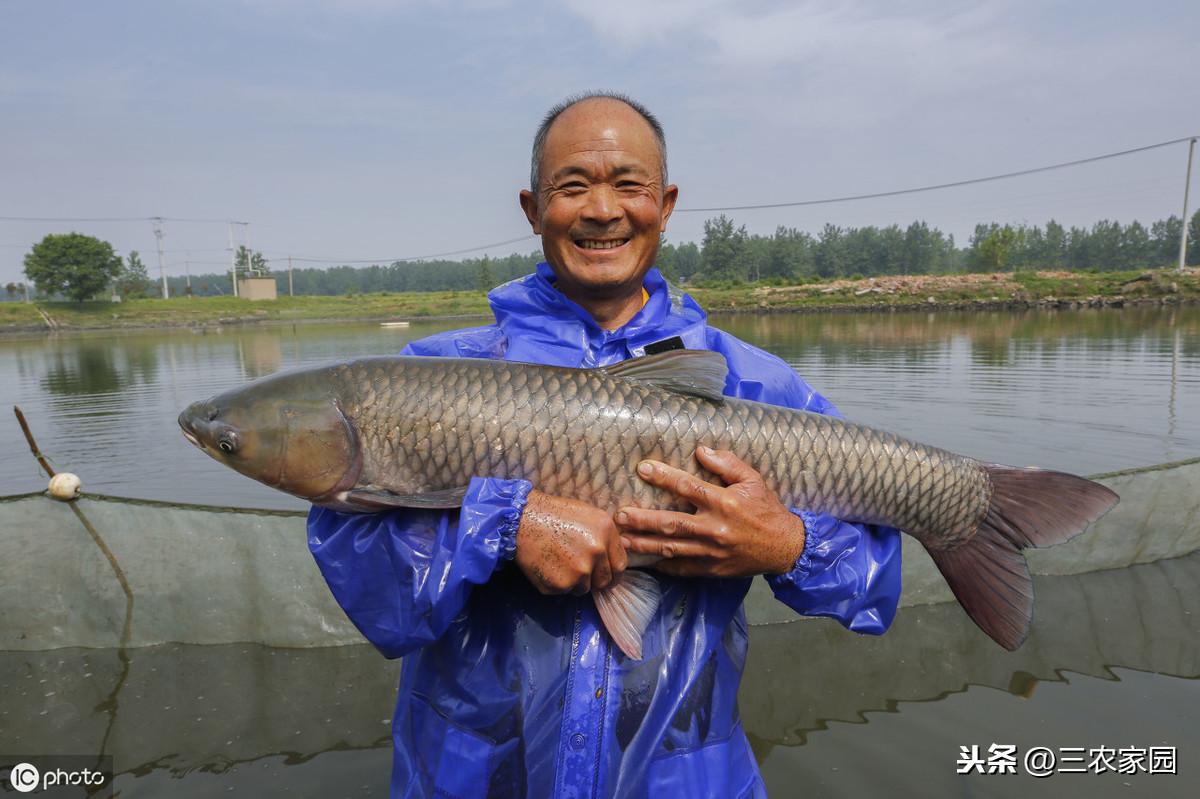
[601, 350, 728, 402]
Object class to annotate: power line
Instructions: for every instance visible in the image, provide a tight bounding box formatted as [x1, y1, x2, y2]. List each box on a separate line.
[675, 134, 1200, 213]
[278, 234, 538, 265]
[0, 215, 236, 224]
[4, 133, 1195, 267]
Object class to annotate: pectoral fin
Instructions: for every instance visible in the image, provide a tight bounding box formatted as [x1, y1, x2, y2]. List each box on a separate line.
[593, 569, 662, 660]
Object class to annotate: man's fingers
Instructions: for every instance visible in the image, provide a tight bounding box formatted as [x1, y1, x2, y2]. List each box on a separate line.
[695, 445, 759, 485]
[615, 506, 708, 539]
[636, 460, 719, 508]
[653, 558, 715, 578]
[591, 555, 613, 593]
[607, 529, 628, 576]
[621, 533, 710, 560]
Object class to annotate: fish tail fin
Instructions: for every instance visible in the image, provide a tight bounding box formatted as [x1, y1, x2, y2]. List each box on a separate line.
[928, 465, 1119, 651]
[593, 569, 662, 660]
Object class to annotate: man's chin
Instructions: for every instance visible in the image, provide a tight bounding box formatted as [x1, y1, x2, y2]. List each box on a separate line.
[555, 262, 646, 297]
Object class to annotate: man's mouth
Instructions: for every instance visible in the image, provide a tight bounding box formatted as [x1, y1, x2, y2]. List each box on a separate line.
[574, 238, 630, 250]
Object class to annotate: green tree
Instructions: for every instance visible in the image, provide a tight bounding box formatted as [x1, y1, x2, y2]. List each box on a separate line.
[115, 250, 153, 298]
[701, 214, 748, 282]
[4, 282, 15, 300]
[1089, 219, 1123, 270]
[970, 224, 1020, 272]
[1188, 210, 1200, 266]
[1121, 221, 1153, 268]
[765, 226, 813, 280]
[655, 239, 679, 280]
[476, 255, 494, 290]
[1150, 216, 1181, 266]
[814, 224, 847, 278]
[235, 245, 269, 277]
[672, 242, 702, 282]
[1043, 220, 1068, 268]
[23, 233, 123, 302]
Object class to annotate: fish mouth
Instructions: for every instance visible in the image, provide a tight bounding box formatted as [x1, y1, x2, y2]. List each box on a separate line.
[178, 407, 204, 449]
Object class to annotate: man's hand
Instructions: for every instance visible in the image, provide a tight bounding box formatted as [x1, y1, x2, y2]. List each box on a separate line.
[515, 490, 628, 595]
[616, 446, 806, 578]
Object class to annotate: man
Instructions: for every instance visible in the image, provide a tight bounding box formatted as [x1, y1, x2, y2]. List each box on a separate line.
[308, 92, 901, 798]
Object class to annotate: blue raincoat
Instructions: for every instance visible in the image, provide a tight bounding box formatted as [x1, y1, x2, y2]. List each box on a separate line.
[308, 264, 902, 798]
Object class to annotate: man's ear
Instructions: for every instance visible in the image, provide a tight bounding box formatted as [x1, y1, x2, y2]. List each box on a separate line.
[659, 184, 679, 232]
[519, 189, 541, 234]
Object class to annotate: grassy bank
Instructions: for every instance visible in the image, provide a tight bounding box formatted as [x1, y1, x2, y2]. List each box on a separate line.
[689, 268, 1200, 312]
[3, 268, 1197, 333]
[0, 290, 492, 333]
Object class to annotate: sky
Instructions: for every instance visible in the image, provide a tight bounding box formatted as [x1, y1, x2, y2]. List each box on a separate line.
[2, 0, 1198, 286]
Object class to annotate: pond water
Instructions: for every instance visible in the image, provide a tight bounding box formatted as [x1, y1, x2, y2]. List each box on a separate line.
[1, 306, 1198, 797]
[2, 551, 1196, 797]
[2, 306, 1199, 509]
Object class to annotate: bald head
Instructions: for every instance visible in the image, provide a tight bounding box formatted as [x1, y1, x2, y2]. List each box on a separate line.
[530, 92, 667, 193]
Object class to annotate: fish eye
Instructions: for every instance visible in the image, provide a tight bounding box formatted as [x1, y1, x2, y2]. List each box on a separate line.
[218, 434, 239, 454]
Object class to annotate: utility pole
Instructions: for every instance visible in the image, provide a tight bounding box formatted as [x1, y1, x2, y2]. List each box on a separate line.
[288, 255, 294, 296]
[228, 222, 239, 297]
[241, 223, 253, 275]
[1179, 137, 1196, 274]
[152, 217, 168, 299]
[184, 260, 192, 296]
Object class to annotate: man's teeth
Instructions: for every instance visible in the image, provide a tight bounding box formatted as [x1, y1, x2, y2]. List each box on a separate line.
[577, 239, 627, 250]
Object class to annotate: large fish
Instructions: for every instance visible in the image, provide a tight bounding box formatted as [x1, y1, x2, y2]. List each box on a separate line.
[178, 350, 1118, 658]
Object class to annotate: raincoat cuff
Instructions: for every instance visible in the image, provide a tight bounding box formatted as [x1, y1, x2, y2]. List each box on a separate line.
[461, 477, 532, 565]
[768, 509, 824, 587]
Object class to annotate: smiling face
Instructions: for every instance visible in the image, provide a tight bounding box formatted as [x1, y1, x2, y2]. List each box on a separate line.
[520, 98, 678, 304]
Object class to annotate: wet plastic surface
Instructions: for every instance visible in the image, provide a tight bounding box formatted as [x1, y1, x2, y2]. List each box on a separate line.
[306, 265, 901, 796]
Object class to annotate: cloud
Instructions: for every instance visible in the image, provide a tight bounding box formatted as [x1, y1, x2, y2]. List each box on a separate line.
[563, 1, 1005, 75]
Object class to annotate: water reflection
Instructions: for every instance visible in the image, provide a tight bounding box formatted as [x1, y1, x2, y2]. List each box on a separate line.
[0, 308, 1198, 506]
[740, 551, 1200, 749]
[39, 339, 161, 397]
[1, 552, 1195, 796]
[237, 334, 283, 379]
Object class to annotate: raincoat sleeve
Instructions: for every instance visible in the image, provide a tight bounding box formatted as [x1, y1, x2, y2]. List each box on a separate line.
[750, 360, 902, 634]
[308, 477, 532, 659]
[307, 336, 531, 659]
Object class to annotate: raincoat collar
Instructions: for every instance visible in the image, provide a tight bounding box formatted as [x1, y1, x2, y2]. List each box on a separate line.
[488, 262, 708, 365]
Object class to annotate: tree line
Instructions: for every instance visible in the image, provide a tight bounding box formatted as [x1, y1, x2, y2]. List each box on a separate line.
[656, 211, 1200, 285]
[16, 210, 1200, 301]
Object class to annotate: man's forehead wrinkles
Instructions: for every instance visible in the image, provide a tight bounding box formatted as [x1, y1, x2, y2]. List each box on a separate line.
[565, 133, 623, 150]
[548, 144, 656, 173]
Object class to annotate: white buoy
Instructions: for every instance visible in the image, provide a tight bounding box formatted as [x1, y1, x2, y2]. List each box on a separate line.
[49, 473, 82, 501]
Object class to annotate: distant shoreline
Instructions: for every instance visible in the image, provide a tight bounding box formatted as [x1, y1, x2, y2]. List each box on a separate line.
[2, 268, 1196, 336]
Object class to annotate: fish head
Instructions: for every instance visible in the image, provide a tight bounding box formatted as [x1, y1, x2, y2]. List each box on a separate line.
[178, 370, 362, 503]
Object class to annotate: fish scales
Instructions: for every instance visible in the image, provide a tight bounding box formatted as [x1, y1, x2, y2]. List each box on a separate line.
[337, 357, 990, 543]
[181, 349, 1119, 653]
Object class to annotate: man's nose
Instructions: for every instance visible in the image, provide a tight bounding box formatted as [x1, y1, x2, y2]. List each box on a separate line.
[580, 183, 623, 225]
